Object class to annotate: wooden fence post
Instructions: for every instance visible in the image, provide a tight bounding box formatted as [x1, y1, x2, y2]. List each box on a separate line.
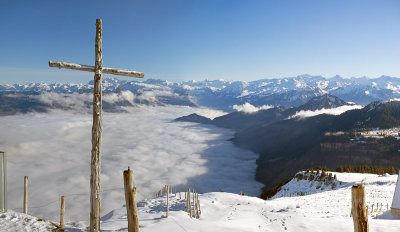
[123, 167, 139, 232]
[185, 190, 188, 212]
[166, 185, 169, 218]
[192, 189, 196, 218]
[196, 192, 200, 216]
[198, 197, 201, 215]
[195, 192, 199, 218]
[23, 176, 28, 214]
[188, 187, 192, 218]
[351, 184, 368, 232]
[60, 196, 65, 230]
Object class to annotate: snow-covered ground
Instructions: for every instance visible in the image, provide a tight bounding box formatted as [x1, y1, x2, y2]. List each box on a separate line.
[2, 171, 399, 231]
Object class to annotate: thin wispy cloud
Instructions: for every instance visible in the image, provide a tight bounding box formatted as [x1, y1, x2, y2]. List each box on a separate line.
[233, 102, 274, 114]
[288, 105, 363, 119]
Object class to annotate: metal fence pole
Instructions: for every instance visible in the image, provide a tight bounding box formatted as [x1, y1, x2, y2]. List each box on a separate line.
[0, 152, 3, 210]
[4, 152, 6, 211]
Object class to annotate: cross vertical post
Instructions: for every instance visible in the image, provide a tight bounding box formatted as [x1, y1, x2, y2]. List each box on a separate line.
[90, 18, 103, 232]
[48, 18, 144, 231]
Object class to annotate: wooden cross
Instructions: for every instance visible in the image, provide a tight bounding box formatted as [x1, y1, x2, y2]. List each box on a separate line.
[48, 19, 144, 232]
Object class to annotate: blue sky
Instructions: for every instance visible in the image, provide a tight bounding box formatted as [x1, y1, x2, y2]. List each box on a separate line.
[0, 0, 399, 84]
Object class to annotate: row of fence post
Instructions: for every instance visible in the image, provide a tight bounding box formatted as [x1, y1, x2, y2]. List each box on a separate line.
[185, 186, 201, 219]
[22, 176, 66, 231]
[13, 172, 388, 232]
[156, 184, 202, 219]
[366, 202, 389, 214]
[18, 168, 139, 232]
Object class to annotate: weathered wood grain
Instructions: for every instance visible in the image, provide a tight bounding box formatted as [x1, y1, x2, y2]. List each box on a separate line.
[48, 61, 144, 78]
[123, 167, 139, 232]
[351, 184, 368, 232]
[90, 18, 102, 232]
[60, 196, 65, 230]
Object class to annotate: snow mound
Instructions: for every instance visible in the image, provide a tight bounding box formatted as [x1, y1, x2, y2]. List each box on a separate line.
[0, 210, 55, 232]
[272, 171, 341, 198]
[274, 171, 398, 200]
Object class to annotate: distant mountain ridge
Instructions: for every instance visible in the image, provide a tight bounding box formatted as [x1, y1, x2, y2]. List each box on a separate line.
[177, 94, 400, 194]
[296, 94, 350, 111]
[2, 75, 400, 110]
[176, 94, 354, 130]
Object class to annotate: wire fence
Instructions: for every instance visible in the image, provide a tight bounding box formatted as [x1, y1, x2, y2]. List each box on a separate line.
[5, 182, 200, 231]
[9, 186, 124, 212]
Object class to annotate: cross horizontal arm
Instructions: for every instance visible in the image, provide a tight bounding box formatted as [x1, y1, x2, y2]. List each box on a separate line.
[49, 61, 144, 78]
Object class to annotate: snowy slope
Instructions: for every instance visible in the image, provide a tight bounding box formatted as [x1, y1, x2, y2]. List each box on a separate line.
[101, 172, 400, 231]
[2, 172, 398, 231]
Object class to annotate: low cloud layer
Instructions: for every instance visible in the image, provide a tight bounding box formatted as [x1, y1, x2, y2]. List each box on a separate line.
[28, 90, 189, 112]
[0, 106, 262, 224]
[232, 102, 274, 114]
[289, 105, 363, 119]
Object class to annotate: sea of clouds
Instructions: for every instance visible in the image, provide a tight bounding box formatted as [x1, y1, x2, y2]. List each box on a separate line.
[0, 104, 262, 224]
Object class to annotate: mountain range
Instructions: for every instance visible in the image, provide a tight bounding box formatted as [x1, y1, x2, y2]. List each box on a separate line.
[2, 75, 400, 112]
